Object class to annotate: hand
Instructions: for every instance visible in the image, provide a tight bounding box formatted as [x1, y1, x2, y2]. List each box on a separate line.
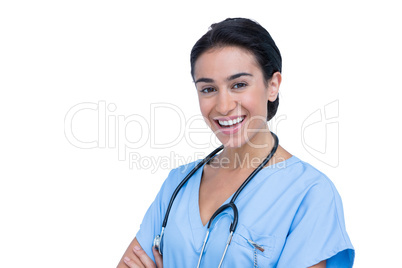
[123, 246, 163, 268]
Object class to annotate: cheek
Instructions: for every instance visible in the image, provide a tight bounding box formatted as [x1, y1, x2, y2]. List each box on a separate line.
[243, 94, 266, 111]
[198, 99, 211, 118]
[241, 92, 268, 120]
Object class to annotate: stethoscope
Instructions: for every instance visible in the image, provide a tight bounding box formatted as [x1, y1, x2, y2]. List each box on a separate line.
[153, 132, 279, 268]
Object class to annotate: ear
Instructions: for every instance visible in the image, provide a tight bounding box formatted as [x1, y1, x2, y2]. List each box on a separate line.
[267, 72, 282, 102]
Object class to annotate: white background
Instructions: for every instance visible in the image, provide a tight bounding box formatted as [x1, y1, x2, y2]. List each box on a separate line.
[1, 0, 401, 267]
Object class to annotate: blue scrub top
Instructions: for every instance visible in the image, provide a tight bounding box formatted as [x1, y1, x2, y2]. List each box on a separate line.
[136, 155, 355, 267]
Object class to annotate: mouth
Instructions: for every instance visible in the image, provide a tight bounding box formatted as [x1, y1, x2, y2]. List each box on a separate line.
[215, 116, 246, 128]
[213, 116, 246, 135]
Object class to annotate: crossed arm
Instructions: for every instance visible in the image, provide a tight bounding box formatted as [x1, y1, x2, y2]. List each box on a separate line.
[117, 237, 326, 268]
[117, 237, 163, 268]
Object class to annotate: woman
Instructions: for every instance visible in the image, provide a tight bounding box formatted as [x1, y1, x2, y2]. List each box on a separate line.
[118, 18, 354, 268]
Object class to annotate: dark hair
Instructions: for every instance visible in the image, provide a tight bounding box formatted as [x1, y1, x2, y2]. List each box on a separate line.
[190, 18, 282, 121]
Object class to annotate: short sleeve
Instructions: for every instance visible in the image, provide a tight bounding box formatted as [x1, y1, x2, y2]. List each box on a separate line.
[277, 176, 355, 268]
[135, 168, 177, 262]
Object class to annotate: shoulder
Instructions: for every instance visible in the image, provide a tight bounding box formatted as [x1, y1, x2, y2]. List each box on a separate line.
[268, 155, 346, 219]
[158, 158, 203, 192]
[166, 158, 203, 182]
[281, 156, 340, 197]
[283, 156, 348, 227]
[276, 157, 355, 267]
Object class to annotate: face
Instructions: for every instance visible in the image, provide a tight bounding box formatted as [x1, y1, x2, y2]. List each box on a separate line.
[193, 46, 280, 148]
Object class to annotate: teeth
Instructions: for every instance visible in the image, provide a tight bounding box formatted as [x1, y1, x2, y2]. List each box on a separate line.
[218, 116, 244, 127]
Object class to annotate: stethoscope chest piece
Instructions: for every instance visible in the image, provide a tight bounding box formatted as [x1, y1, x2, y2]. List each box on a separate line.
[153, 227, 165, 255]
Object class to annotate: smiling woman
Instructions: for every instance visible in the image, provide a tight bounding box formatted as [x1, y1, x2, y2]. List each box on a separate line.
[193, 46, 280, 149]
[117, 18, 354, 268]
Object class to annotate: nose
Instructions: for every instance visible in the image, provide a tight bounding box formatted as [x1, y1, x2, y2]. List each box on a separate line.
[215, 89, 237, 115]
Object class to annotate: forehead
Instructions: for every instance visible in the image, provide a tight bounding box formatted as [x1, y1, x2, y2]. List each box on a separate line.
[193, 46, 261, 80]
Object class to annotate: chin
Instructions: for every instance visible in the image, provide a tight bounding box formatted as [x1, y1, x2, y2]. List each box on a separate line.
[218, 136, 246, 148]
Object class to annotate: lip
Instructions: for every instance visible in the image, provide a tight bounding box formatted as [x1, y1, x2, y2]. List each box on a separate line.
[213, 115, 245, 121]
[213, 115, 246, 135]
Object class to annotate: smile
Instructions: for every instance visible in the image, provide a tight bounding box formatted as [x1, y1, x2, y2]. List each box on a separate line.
[217, 116, 245, 127]
[213, 116, 246, 135]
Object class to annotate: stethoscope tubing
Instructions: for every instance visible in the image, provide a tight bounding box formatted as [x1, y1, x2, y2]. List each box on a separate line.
[154, 131, 279, 266]
[161, 144, 224, 228]
[230, 132, 279, 203]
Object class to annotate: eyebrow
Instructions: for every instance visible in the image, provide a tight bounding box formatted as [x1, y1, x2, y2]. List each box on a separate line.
[194, 72, 253, 84]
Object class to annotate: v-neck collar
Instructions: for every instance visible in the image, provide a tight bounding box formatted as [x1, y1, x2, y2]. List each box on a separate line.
[188, 160, 233, 250]
[187, 155, 299, 251]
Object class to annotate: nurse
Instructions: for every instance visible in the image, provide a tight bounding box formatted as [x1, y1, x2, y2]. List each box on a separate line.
[117, 18, 354, 268]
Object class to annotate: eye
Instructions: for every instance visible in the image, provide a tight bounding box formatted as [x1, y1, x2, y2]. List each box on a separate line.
[200, 87, 216, 94]
[233, 82, 247, 89]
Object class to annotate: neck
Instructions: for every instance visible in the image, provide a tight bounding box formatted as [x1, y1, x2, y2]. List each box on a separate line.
[210, 129, 277, 171]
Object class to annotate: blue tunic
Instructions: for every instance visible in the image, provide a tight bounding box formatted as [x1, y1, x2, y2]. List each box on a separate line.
[136, 155, 355, 267]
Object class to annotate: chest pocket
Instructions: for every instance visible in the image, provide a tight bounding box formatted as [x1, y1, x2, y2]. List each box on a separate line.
[224, 224, 276, 267]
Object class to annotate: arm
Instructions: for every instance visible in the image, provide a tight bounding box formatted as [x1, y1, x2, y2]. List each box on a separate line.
[309, 260, 326, 268]
[117, 169, 177, 267]
[117, 237, 163, 268]
[117, 237, 142, 268]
